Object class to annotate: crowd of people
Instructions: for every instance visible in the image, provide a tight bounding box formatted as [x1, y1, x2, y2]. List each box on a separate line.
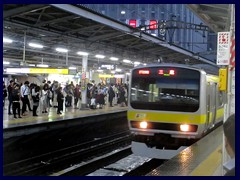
[3, 80, 128, 118]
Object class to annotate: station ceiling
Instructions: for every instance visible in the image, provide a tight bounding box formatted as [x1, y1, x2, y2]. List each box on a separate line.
[3, 4, 229, 72]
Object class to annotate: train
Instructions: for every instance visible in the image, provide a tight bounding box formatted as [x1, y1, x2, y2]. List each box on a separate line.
[127, 63, 224, 159]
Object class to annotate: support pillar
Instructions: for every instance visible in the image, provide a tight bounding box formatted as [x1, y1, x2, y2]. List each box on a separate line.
[80, 55, 88, 109]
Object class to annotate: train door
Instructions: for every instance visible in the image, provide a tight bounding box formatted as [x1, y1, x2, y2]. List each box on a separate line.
[210, 83, 217, 126]
[206, 82, 211, 129]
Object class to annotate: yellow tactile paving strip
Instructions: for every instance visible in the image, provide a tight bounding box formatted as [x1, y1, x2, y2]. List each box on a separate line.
[190, 145, 222, 176]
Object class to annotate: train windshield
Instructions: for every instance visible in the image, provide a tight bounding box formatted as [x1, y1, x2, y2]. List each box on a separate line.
[130, 67, 200, 112]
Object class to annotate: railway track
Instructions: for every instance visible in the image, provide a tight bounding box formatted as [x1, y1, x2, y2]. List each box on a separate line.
[3, 131, 132, 176]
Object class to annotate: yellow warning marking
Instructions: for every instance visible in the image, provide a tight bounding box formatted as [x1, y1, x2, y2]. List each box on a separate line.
[190, 145, 222, 176]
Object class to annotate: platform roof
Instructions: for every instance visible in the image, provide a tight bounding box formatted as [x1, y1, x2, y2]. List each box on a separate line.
[3, 4, 222, 73]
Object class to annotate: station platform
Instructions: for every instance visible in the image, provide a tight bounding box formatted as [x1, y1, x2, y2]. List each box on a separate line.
[3, 104, 127, 129]
[147, 125, 224, 176]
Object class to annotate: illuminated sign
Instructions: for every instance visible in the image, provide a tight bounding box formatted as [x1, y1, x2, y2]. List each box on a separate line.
[6, 68, 69, 74]
[99, 74, 125, 78]
[138, 70, 150, 75]
[158, 69, 175, 76]
[99, 74, 114, 78]
[149, 20, 157, 30]
[129, 19, 137, 28]
[101, 65, 114, 70]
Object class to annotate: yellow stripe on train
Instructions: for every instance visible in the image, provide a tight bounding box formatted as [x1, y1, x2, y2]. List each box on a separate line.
[128, 108, 224, 124]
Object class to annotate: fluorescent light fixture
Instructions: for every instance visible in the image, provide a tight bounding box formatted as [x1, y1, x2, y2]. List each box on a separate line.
[134, 61, 141, 65]
[3, 37, 13, 43]
[121, 11, 126, 14]
[69, 67, 76, 70]
[28, 64, 35, 67]
[95, 54, 105, 59]
[97, 69, 103, 72]
[37, 64, 49, 67]
[56, 48, 68, 53]
[77, 51, 89, 56]
[143, 63, 147, 66]
[3, 61, 10, 65]
[110, 57, 119, 61]
[116, 68, 122, 72]
[111, 70, 115, 74]
[6, 68, 29, 73]
[29, 43, 43, 48]
[123, 59, 131, 64]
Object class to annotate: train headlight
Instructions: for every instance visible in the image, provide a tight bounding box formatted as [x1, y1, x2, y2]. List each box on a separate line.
[180, 124, 190, 132]
[140, 121, 148, 129]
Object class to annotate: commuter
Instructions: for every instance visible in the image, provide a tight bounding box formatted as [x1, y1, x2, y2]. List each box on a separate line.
[41, 83, 49, 113]
[7, 80, 14, 115]
[118, 85, 126, 107]
[108, 83, 115, 107]
[57, 87, 64, 114]
[32, 85, 40, 116]
[87, 83, 93, 108]
[97, 85, 105, 109]
[223, 114, 235, 176]
[3, 81, 7, 109]
[47, 81, 52, 107]
[12, 83, 22, 119]
[52, 81, 59, 108]
[74, 84, 81, 109]
[20, 81, 32, 116]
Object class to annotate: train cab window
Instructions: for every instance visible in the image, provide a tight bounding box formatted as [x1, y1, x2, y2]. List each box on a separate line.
[130, 67, 200, 112]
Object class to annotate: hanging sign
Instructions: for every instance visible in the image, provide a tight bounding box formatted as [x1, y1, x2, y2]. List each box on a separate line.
[217, 32, 230, 65]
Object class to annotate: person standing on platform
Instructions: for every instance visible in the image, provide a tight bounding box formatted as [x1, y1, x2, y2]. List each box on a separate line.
[32, 85, 40, 116]
[223, 114, 235, 176]
[12, 83, 22, 119]
[3, 81, 7, 109]
[20, 81, 32, 116]
[41, 83, 49, 113]
[57, 87, 64, 114]
[7, 80, 14, 115]
[108, 83, 115, 107]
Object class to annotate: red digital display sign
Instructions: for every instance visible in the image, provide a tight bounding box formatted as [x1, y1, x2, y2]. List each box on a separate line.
[129, 19, 137, 28]
[138, 70, 150, 75]
[149, 20, 157, 30]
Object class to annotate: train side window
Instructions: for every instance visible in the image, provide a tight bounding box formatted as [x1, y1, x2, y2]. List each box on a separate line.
[218, 91, 224, 107]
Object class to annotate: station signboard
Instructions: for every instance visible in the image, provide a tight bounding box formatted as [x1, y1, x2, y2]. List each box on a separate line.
[217, 32, 230, 65]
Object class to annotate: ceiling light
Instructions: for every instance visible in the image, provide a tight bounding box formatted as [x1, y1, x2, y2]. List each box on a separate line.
[121, 11, 126, 14]
[95, 54, 105, 59]
[56, 48, 68, 53]
[123, 59, 132, 64]
[134, 61, 141, 65]
[110, 57, 119, 61]
[28, 64, 35, 67]
[111, 70, 115, 74]
[77, 51, 89, 56]
[3, 61, 10, 65]
[69, 67, 76, 70]
[29, 43, 43, 48]
[116, 68, 122, 72]
[37, 64, 49, 67]
[3, 37, 13, 43]
[97, 69, 103, 72]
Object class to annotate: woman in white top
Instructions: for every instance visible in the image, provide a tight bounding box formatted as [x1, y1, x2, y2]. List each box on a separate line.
[41, 84, 49, 113]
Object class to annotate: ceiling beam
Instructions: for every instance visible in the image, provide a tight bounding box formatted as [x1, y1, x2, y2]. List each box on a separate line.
[4, 4, 50, 18]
